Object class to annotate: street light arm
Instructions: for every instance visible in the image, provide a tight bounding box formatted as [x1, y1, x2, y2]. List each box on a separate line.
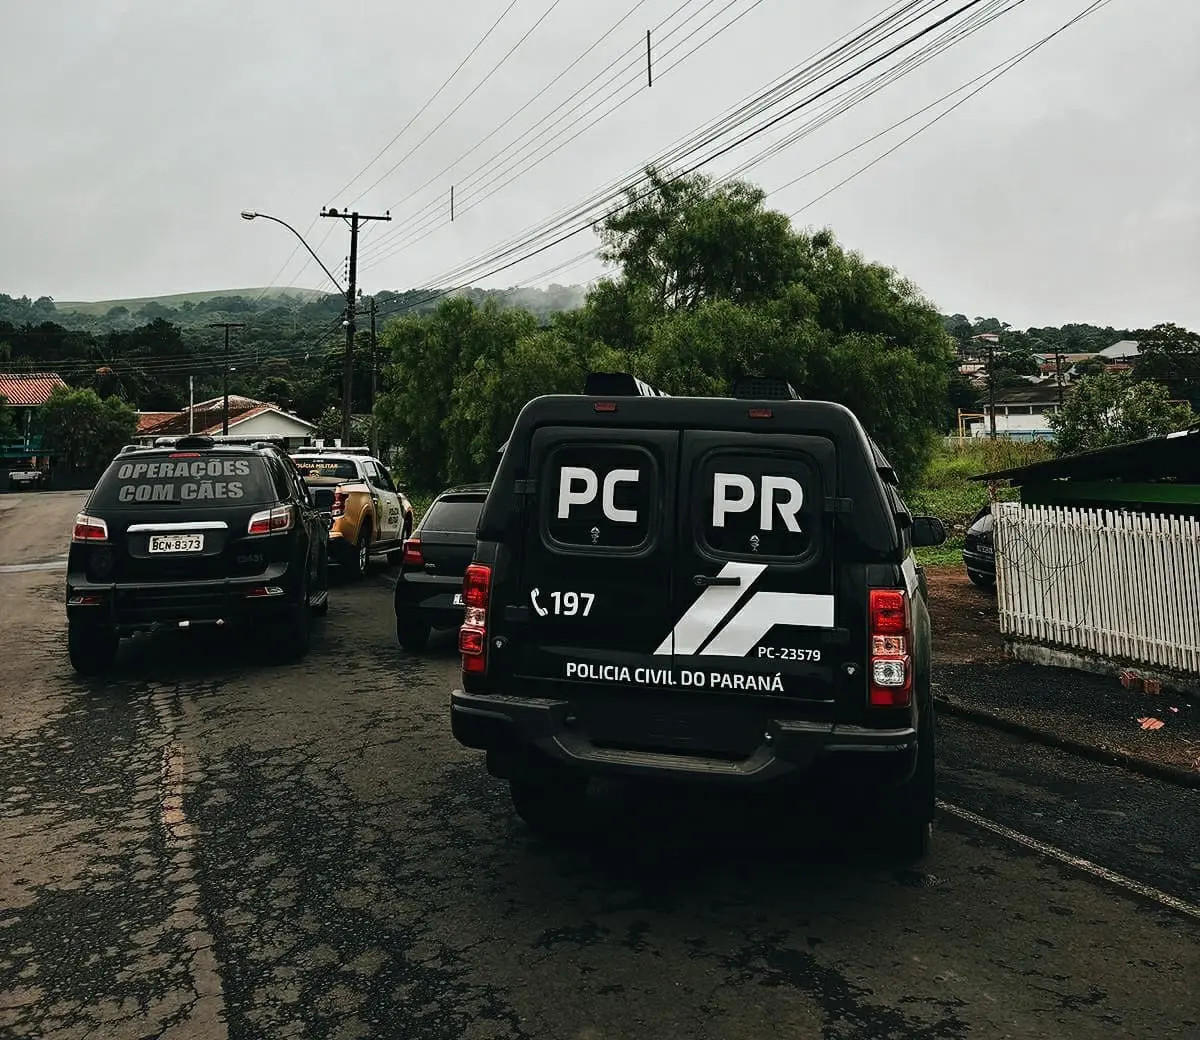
[241, 211, 346, 296]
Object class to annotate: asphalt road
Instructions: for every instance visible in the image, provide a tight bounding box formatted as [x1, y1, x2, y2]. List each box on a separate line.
[2, 491, 1198, 1039]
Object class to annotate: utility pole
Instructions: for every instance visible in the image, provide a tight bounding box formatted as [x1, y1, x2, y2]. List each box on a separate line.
[207, 323, 244, 435]
[1054, 350, 1065, 406]
[987, 337, 998, 440]
[369, 296, 380, 458]
[320, 207, 391, 445]
[188, 376, 195, 433]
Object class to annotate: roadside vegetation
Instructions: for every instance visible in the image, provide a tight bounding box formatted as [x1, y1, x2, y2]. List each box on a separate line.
[909, 438, 1053, 567]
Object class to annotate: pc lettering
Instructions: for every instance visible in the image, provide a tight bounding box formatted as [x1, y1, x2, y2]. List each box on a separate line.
[557, 466, 641, 523]
[712, 473, 804, 532]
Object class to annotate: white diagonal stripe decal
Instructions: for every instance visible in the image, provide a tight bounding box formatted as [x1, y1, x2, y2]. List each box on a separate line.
[653, 562, 767, 656]
[698, 591, 836, 657]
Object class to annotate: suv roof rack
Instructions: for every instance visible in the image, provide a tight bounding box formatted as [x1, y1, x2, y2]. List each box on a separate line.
[152, 434, 288, 451]
[731, 375, 800, 400]
[584, 372, 669, 397]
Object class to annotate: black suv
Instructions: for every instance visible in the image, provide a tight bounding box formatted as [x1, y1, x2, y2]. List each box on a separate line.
[394, 484, 490, 651]
[450, 374, 947, 856]
[65, 434, 330, 675]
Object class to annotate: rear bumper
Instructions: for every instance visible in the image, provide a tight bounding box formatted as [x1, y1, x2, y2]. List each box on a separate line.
[396, 573, 465, 630]
[65, 569, 299, 633]
[450, 689, 917, 787]
[962, 547, 995, 574]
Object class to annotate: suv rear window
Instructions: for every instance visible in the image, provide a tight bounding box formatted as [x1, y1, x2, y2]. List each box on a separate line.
[422, 496, 485, 533]
[542, 444, 655, 550]
[91, 454, 277, 507]
[697, 450, 820, 560]
[292, 458, 359, 481]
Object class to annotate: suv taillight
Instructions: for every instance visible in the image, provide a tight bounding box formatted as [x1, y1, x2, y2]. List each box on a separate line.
[401, 538, 424, 567]
[247, 505, 295, 536]
[72, 513, 109, 542]
[459, 563, 491, 675]
[868, 588, 912, 708]
[331, 490, 347, 518]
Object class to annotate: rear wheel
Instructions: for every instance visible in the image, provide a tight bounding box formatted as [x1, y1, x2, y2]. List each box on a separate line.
[509, 756, 590, 838]
[881, 706, 936, 861]
[395, 611, 430, 651]
[67, 623, 119, 676]
[270, 582, 311, 663]
[349, 524, 372, 580]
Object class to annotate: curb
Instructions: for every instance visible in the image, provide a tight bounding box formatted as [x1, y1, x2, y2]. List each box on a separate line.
[933, 695, 1200, 790]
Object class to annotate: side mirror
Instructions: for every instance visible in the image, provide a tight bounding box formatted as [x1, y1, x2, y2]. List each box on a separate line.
[911, 515, 947, 548]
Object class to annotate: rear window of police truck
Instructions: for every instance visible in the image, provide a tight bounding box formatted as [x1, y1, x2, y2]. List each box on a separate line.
[91, 454, 278, 508]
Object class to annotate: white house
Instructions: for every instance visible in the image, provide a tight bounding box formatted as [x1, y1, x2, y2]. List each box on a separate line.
[135, 395, 317, 449]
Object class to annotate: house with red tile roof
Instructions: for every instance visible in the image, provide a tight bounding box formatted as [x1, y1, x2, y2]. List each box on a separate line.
[0, 371, 69, 461]
[135, 395, 316, 448]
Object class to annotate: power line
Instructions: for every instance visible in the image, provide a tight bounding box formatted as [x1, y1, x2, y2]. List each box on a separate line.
[358, 0, 762, 267]
[364, 0, 974, 291]
[358, 0, 943, 270]
[786, 0, 1118, 219]
[354, 0, 660, 237]
[333, 0, 525, 206]
[250, 0, 526, 303]
[360, 0, 997, 321]
[345, 0, 571, 208]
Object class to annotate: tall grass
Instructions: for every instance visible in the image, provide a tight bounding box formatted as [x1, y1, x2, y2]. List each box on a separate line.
[908, 438, 1053, 565]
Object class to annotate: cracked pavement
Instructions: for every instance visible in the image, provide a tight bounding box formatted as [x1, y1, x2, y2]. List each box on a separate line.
[1, 491, 1197, 1039]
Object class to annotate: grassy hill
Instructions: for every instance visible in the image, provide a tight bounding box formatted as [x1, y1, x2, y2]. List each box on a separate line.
[55, 286, 332, 316]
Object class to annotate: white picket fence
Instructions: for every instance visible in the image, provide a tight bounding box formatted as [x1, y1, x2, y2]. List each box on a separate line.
[993, 503, 1200, 676]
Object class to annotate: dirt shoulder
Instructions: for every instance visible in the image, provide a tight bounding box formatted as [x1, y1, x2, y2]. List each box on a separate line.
[926, 564, 1200, 781]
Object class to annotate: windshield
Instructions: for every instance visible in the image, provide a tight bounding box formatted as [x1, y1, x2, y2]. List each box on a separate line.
[291, 458, 359, 481]
[90, 454, 278, 508]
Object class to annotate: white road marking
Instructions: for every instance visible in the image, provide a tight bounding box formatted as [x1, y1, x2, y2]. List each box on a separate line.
[938, 800, 1200, 921]
[156, 727, 230, 1037]
[0, 560, 67, 573]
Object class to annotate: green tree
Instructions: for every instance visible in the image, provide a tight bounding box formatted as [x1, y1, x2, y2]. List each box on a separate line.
[39, 386, 137, 472]
[375, 298, 543, 487]
[598, 166, 805, 311]
[1048, 373, 1194, 455]
[1132, 322, 1200, 410]
[592, 169, 950, 484]
[0, 394, 15, 441]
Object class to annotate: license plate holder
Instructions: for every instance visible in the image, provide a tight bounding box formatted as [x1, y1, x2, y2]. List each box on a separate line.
[148, 534, 205, 554]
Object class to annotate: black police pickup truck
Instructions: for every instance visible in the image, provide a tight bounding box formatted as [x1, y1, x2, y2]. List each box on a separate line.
[451, 374, 947, 857]
[65, 434, 329, 675]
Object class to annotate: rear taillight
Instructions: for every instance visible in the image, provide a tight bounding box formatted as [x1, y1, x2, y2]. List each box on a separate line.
[247, 505, 295, 536]
[331, 490, 347, 518]
[401, 538, 424, 567]
[459, 563, 491, 675]
[72, 513, 108, 542]
[868, 588, 912, 708]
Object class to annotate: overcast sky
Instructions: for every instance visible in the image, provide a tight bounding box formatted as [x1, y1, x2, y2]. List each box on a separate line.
[3, 0, 1197, 330]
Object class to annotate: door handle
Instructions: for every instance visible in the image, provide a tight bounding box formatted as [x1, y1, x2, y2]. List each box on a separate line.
[694, 574, 741, 587]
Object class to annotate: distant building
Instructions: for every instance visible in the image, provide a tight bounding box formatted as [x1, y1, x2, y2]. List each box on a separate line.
[135, 395, 316, 449]
[0, 371, 69, 462]
[1098, 339, 1141, 362]
[969, 383, 1065, 440]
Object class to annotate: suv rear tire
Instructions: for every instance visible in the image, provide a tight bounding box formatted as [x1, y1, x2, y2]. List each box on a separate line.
[395, 613, 430, 651]
[270, 583, 311, 664]
[68, 623, 119, 676]
[509, 759, 589, 837]
[882, 707, 936, 861]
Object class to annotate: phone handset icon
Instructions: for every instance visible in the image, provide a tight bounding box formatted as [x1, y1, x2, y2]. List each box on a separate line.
[530, 587, 549, 617]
